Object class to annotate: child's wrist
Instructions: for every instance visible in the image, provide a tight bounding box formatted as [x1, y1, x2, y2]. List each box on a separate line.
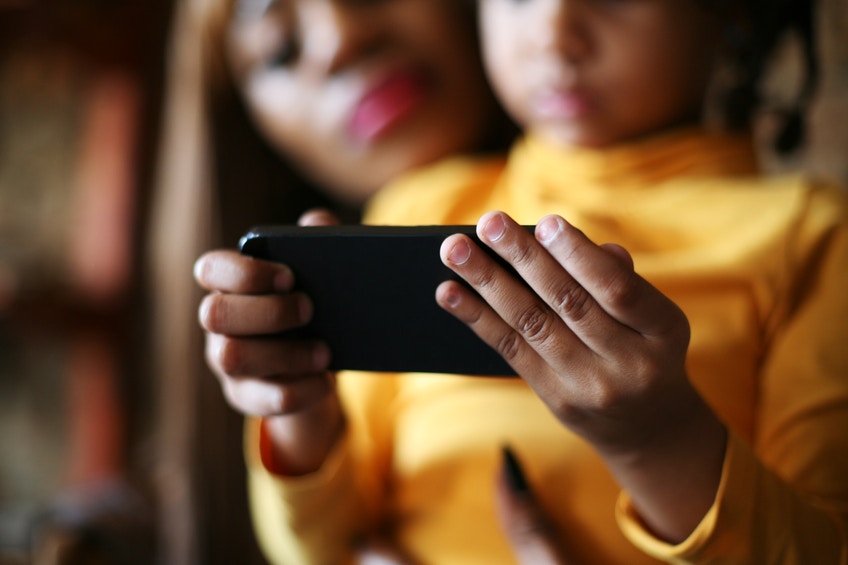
[259, 394, 345, 477]
[600, 391, 728, 543]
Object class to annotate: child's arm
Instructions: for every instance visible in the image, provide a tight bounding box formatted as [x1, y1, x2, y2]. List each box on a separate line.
[437, 211, 727, 543]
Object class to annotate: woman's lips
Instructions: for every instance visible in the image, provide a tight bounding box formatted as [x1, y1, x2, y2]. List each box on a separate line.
[348, 69, 429, 143]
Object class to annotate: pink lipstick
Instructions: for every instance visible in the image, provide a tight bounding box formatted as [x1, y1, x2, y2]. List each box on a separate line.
[348, 69, 429, 143]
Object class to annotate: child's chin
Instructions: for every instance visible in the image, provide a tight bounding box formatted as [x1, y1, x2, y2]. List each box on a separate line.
[535, 125, 612, 149]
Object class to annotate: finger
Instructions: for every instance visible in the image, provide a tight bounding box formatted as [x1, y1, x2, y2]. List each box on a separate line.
[496, 446, 571, 565]
[205, 332, 331, 377]
[437, 236, 549, 375]
[199, 292, 312, 336]
[221, 372, 335, 417]
[194, 249, 294, 294]
[477, 212, 628, 355]
[298, 208, 341, 227]
[536, 215, 687, 339]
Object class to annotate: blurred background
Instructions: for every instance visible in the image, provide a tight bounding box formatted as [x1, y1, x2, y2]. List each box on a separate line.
[0, 1, 847, 564]
[1, 0, 171, 563]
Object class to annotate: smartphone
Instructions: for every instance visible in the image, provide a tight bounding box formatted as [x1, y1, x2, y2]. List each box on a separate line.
[239, 225, 527, 376]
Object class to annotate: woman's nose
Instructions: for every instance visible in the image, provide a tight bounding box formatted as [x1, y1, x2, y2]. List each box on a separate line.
[299, 0, 380, 76]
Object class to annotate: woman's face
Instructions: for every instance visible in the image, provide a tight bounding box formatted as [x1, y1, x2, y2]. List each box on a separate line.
[228, 0, 498, 204]
[479, 0, 721, 148]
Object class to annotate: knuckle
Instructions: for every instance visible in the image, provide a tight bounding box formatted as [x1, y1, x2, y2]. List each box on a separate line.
[600, 269, 642, 310]
[572, 365, 626, 414]
[495, 331, 523, 363]
[630, 356, 665, 392]
[473, 266, 499, 293]
[551, 280, 592, 323]
[589, 379, 620, 412]
[263, 297, 292, 331]
[462, 304, 485, 327]
[550, 397, 581, 425]
[669, 309, 692, 344]
[509, 239, 538, 269]
[516, 304, 553, 345]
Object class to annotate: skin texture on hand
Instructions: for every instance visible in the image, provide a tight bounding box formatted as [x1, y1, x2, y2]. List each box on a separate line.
[438, 211, 727, 543]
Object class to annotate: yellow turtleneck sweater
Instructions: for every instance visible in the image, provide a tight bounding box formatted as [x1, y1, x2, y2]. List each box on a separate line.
[246, 129, 848, 564]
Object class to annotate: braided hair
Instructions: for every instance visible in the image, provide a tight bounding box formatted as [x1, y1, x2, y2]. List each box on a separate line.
[715, 0, 819, 155]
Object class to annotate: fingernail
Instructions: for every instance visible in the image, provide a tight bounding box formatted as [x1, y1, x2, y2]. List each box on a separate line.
[502, 445, 530, 494]
[482, 214, 506, 242]
[537, 216, 561, 244]
[274, 268, 294, 292]
[313, 343, 331, 370]
[443, 286, 461, 308]
[298, 295, 313, 324]
[447, 239, 471, 265]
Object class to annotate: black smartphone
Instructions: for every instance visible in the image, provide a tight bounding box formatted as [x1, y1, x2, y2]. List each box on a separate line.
[239, 225, 526, 376]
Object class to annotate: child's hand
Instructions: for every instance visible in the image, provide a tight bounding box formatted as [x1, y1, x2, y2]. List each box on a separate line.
[437, 211, 727, 542]
[437, 210, 691, 448]
[194, 249, 333, 416]
[194, 208, 345, 475]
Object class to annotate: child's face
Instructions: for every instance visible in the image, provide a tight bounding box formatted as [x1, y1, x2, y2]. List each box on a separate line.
[479, 0, 721, 147]
[228, 0, 497, 204]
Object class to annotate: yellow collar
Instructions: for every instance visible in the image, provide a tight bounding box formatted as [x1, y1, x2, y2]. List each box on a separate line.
[512, 128, 759, 191]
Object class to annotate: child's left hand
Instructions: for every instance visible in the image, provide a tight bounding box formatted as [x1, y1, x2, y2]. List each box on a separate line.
[437, 211, 727, 543]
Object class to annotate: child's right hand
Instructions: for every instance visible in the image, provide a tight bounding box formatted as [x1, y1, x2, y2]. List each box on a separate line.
[193, 209, 345, 475]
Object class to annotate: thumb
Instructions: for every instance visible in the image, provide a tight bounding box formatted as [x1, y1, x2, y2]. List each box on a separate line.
[496, 446, 573, 565]
[298, 208, 342, 227]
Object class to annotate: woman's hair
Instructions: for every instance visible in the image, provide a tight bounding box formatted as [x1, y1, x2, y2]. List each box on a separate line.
[195, 0, 239, 91]
[148, 0, 338, 560]
[712, 0, 819, 154]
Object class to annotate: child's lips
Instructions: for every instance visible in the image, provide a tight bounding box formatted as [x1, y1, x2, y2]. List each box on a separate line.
[534, 88, 594, 120]
[348, 69, 430, 143]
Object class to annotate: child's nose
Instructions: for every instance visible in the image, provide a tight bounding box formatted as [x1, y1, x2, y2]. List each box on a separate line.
[536, 0, 591, 63]
[299, 0, 380, 76]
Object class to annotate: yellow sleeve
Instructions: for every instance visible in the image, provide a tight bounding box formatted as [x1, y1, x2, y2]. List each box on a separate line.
[617, 433, 847, 563]
[244, 372, 399, 564]
[618, 188, 848, 563]
[244, 417, 364, 565]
